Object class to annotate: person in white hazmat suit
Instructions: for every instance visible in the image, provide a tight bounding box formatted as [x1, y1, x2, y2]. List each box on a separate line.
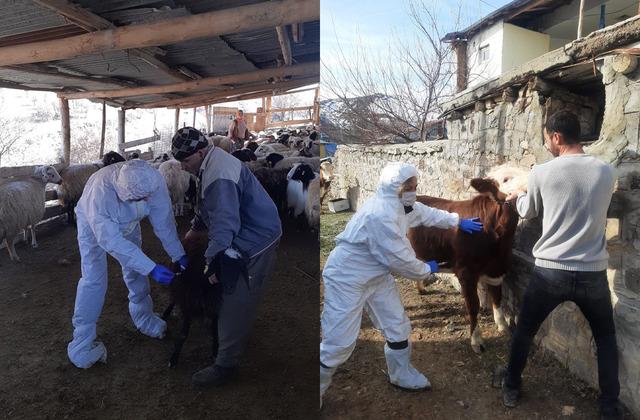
[320, 162, 483, 405]
[68, 159, 189, 369]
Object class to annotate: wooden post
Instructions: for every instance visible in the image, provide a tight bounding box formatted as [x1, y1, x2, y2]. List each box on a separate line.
[59, 97, 71, 165]
[454, 41, 468, 92]
[174, 108, 180, 133]
[266, 96, 272, 126]
[275, 26, 292, 66]
[577, 0, 585, 39]
[192, 107, 197, 127]
[99, 100, 106, 158]
[205, 105, 212, 133]
[117, 108, 125, 150]
[312, 87, 320, 125]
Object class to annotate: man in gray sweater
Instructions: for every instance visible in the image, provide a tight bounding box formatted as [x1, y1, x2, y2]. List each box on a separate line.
[502, 111, 621, 420]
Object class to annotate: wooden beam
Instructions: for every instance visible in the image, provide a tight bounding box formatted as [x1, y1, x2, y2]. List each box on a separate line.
[99, 101, 106, 158]
[7, 63, 133, 89]
[270, 106, 314, 113]
[265, 118, 313, 128]
[118, 134, 158, 152]
[174, 108, 180, 133]
[506, 0, 549, 21]
[59, 97, 71, 165]
[577, 0, 586, 39]
[275, 26, 293, 66]
[118, 109, 125, 146]
[292, 23, 304, 43]
[168, 86, 314, 109]
[33, 0, 199, 82]
[192, 107, 197, 126]
[0, 0, 319, 67]
[134, 77, 318, 109]
[59, 62, 319, 100]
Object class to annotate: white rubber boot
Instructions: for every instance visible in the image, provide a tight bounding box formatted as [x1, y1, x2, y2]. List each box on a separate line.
[320, 364, 336, 409]
[384, 343, 431, 391]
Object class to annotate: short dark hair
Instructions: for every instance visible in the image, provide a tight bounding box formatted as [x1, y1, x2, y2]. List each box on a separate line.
[544, 110, 581, 144]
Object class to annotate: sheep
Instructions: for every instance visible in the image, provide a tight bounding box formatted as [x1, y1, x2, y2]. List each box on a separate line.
[252, 167, 290, 213]
[255, 143, 290, 158]
[57, 163, 103, 224]
[162, 238, 221, 367]
[273, 157, 320, 172]
[245, 159, 270, 172]
[487, 164, 530, 195]
[231, 149, 257, 162]
[0, 166, 62, 262]
[102, 151, 125, 166]
[305, 175, 320, 231]
[286, 163, 316, 228]
[245, 141, 259, 153]
[158, 159, 191, 217]
[265, 153, 285, 168]
[207, 134, 234, 153]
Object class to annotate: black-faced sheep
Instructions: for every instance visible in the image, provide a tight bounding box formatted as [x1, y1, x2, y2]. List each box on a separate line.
[286, 163, 317, 228]
[231, 149, 257, 162]
[265, 153, 285, 168]
[245, 141, 259, 153]
[0, 166, 62, 261]
[102, 151, 125, 166]
[57, 163, 103, 224]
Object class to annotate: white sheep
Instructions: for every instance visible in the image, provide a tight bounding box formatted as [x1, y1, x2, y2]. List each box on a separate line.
[0, 166, 62, 262]
[487, 164, 530, 195]
[57, 163, 103, 224]
[305, 175, 320, 231]
[255, 143, 291, 158]
[207, 135, 234, 153]
[159, 159, 192, 217]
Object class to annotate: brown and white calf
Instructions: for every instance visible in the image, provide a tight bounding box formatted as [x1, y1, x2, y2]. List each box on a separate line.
[407, 178, 520, 353]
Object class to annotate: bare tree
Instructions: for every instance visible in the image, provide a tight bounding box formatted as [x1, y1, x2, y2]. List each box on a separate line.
[322, 0, 462, 144]
[0, 105, 30, 166]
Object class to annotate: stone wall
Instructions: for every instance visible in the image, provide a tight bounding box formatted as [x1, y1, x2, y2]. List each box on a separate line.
[332, 56, 640, 417]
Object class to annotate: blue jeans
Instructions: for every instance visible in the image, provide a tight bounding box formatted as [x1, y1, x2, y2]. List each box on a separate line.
[505, 266, 619, 409]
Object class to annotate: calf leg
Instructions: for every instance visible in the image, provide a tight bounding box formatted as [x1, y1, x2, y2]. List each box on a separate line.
[161, 302, 175, 321]
[169, 315, 191, 367]
[29, 226, 38, 248]
[487, 284, 509, 333]
[211, 315, 219, 361]
[458, 271, 483, 354]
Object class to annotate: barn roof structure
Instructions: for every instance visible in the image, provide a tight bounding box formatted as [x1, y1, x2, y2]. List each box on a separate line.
[0, 0, 320, 109]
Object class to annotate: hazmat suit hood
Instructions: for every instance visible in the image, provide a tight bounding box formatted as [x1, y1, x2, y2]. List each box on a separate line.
[376, 162, 418, 200]
[114, 160, 161, 202]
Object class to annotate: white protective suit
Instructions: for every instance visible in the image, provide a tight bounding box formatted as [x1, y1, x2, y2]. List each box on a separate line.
[68, 160, 185, 369]
[320, 162, 460, 399]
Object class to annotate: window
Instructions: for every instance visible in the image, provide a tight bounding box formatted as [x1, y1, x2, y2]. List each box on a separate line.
[479, 44, 490, 63]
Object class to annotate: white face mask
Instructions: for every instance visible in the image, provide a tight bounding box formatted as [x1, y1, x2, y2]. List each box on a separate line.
[401, 191, 417, 207]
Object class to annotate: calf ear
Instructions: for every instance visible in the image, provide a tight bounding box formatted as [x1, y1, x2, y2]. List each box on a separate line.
[470, 177, 503, 201]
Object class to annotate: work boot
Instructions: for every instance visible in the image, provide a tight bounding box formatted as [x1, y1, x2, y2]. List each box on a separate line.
[320, 364, 336, 409]
[384, 343, 431, 391]
[192, 364, 237, 387]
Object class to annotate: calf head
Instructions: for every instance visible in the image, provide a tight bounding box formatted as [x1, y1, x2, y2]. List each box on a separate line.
[470, 177, 518, 239]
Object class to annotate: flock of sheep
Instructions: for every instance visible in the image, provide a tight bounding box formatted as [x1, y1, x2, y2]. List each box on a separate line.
[0, 127, 326, 262]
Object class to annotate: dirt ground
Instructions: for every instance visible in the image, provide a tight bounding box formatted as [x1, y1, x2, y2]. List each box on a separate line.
[320, 210, 630, 420]
[0, 215, 319, 420]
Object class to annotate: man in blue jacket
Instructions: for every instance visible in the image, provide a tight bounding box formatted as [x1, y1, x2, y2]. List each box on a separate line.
[172, 127, 282, 387]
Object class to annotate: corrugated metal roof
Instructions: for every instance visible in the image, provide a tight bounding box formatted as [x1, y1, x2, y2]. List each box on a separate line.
[0, 0, 68, 38]
[0, 0, 319, 107]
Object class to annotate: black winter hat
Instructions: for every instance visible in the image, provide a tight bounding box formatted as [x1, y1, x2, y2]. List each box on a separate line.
[171, 127, 208, 161]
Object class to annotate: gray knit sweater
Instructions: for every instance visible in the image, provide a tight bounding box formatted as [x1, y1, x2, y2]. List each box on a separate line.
[516, 154, 615, 271]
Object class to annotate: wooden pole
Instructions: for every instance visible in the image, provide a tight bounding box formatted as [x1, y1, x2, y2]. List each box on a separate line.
[174, 108, 180, 133]
[99, 100, 106, 158]
[577, 0, 586, 39]
[60, 62, 318, 100]
[0, 0, 319, 67]
[192, 107, 197, 127]
[266, 96, 272, 126]
[59, 97, 71, 165]
[205, 105, 212, 133]
[117, 108, 125, 150]
[133, 77, 317, 109]
[275, 26, 292, 66]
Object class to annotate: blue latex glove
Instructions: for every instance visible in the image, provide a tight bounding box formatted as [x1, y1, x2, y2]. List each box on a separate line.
[459, 217, 483, 234]
[178, 255, 189, 271]
[150, 264, 174, 285]
[426, 260, 439, 274]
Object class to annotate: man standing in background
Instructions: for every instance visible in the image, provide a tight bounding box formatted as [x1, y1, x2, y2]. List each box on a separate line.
[228, 109, 253, 151]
